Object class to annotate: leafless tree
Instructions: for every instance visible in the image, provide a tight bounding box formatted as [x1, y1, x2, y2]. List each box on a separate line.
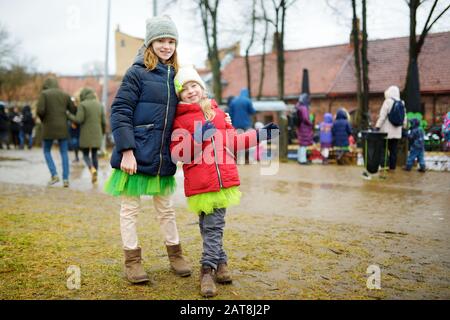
[196, 0, 223, 103]
[257, 0, 271, 100]
[268, 0, 297, 100]
[403, 0, 450, 113]
[245, 0, 257, 98]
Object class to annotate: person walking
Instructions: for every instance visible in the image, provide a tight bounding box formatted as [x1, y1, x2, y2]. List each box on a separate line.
[37, 77, 76, 187]
[66, 88, 105, 183]
[104, 15, 191, 284]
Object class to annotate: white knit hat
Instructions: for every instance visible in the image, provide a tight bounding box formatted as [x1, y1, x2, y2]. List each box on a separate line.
[174, 65, 206, 97]
[144, 15, 178, 48]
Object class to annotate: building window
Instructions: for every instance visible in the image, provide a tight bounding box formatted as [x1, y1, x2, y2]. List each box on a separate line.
[121, 40, 125, 47]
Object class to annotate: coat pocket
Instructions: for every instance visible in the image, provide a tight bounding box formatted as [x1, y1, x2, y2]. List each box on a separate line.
[133, 124, 155, 165]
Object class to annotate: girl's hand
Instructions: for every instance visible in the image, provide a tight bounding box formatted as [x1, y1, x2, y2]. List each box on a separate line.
[225, 113, 232, 125]
[121, 150, 137, 175]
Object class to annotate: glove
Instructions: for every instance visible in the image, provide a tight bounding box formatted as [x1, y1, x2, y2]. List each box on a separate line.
[256, 122, 280, 142]
[193, 120, 217, 143]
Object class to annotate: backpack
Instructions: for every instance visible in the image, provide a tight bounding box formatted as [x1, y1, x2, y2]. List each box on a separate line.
[291, 107, 300, 127]
[388, 99, 405, 126]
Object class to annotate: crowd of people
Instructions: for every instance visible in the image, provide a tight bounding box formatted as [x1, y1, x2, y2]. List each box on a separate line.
[0, 103, 35, 150]
[0, 77, 106, 187]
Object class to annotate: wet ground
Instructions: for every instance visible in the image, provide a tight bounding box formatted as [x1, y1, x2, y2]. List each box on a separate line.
[0, 148, 449, 299]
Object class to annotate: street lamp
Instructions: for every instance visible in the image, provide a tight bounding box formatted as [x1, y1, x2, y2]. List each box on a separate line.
[101, 0, 111, 156]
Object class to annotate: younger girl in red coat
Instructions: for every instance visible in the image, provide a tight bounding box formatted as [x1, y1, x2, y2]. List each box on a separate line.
[170, 65, 278, 297]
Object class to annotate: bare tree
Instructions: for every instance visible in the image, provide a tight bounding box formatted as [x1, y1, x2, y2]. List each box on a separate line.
[351, 0, 364, 129]
[196, 0, 223, 103]
[264, 0, 297, 100]
[404, 0, 450, 113]
[245, 0, 257, 98]
[0, 24, 16, 68]
[257, 0, 271, 100]
[360, 0, 370, 130]
[0, 64, 30, 103]
[327, 0, 369, 130]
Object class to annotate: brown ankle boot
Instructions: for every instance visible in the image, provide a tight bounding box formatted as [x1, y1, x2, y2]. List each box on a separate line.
[124, 248, 150, 284]
[216, 262, 232, 284]
[200, 266, 217, 298]
[166, 244, 192, 277]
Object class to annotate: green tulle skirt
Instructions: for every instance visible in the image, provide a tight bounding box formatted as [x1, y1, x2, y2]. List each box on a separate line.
[104, 169, 176, 197]
[187, 186, 242, 215]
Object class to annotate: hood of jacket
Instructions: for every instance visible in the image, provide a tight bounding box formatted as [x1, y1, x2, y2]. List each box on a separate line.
[79, 88, 97, 102]
[410, 118, 420, 129]
[298, 93, 310, 106]
[42, 78, 59, 90]
[133, 45, 146, 67]
[324, 112, 333, 124]
[239, 88, 250, 99]
[384, 85, 400, 100]
[336, 109, 348, 120]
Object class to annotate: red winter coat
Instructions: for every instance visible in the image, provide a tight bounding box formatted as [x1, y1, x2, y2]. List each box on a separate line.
[170, 99, 258, 197]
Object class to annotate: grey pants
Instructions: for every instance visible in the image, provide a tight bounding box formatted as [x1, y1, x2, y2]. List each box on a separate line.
[199, 208, 227, 270]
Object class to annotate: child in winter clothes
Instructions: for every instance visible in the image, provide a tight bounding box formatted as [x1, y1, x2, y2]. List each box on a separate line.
[443, 112, 450, 152]
[170, 65, 278, 298]
[319, 113, 333, 164]
[104, 16, 191, 284]
[332, 109, 352, 164]
[404, 118, 426, 172]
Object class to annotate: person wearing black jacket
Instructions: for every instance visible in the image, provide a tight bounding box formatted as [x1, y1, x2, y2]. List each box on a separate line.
[0, 103, 10, 149]
[22, 105, 35, 149]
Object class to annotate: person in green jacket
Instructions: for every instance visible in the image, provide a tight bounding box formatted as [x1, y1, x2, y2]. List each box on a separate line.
[37, 77, 76, 187]
[66, 87, 106, 183]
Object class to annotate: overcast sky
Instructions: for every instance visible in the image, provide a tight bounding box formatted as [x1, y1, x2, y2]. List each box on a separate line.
[1, 0, 449, 75]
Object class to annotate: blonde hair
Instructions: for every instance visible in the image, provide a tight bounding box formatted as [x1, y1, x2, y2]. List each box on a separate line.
[144, 45, 179, 72]
[73, 88, 83, 107]
[199, 97, 215, 121]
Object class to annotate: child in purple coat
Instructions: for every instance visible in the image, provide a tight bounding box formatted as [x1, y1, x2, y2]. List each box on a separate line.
[319, 113, 333, 164]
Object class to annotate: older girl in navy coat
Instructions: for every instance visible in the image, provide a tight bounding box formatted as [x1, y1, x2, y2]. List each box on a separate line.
[104, 16, 191, 284]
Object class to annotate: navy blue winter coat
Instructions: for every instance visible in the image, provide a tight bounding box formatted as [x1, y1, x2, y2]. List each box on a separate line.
[228, 88, 256, 130]
[110, 47, 178, 176]
[331, 109, 352, 147]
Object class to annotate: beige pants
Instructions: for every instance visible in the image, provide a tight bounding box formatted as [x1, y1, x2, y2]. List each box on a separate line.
[120, 195, 180, 250]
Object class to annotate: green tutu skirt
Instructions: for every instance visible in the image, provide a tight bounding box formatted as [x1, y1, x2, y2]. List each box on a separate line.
[187, 186, 242, 215]
[104, 169, 176, 197]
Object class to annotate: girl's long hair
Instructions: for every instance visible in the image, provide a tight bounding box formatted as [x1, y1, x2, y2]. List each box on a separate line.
[144, 44, 179, 73]
[199, 97, 215, 121]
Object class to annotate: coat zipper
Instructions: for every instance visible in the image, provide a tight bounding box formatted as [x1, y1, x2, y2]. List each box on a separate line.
[202, 111, 223, 189]
[211, 135, 223, 189]
[135, 123, 154, 129]
[157, 65, 171, 176]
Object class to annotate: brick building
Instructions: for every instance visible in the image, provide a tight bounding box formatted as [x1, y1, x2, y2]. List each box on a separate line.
[221, 31, 450, 127]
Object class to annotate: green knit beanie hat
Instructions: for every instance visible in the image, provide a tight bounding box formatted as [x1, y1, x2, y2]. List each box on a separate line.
[144, 15, 178, 48]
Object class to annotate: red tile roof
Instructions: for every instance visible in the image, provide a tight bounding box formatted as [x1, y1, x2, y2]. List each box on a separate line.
[221, 31, 450, 99]
[57, 76, 120, 109]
